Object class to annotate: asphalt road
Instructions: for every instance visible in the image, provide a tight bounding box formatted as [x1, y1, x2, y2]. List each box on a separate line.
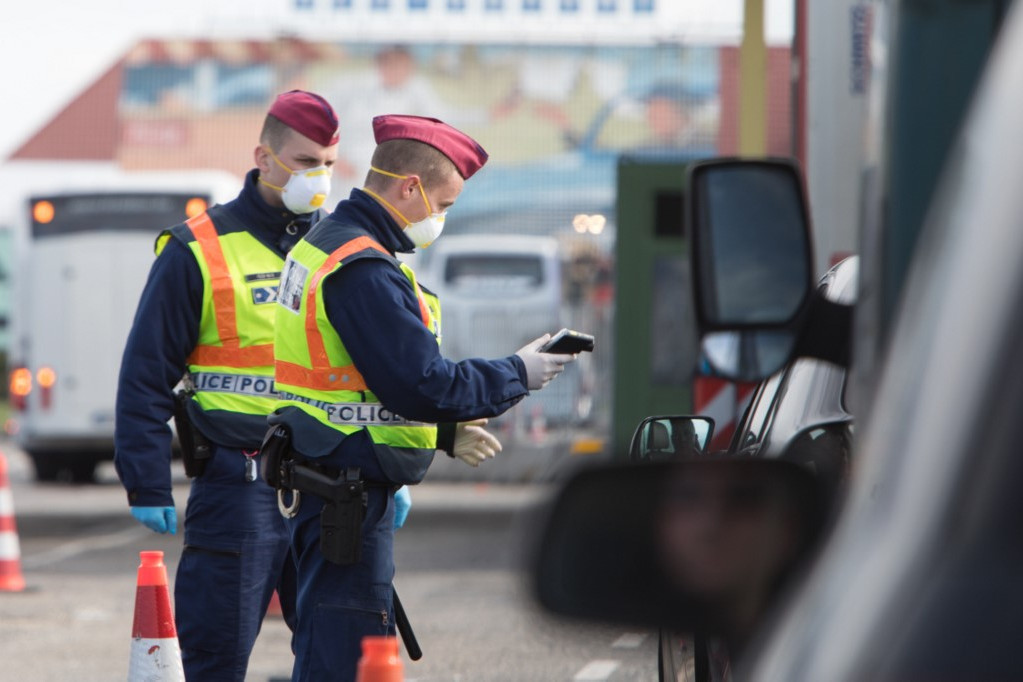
[0, 440, 671, 682]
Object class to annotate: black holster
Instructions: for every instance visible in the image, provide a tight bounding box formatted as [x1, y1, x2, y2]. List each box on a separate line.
[260, 426, 293, 489]
[260, 426, 366, 566]
[302, 466, 365, 566]
[173, 390, 212, 478]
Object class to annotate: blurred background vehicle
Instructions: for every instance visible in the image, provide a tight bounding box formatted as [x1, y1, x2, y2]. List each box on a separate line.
[414, 234, 595, 432]
[3, 168, 238, 481]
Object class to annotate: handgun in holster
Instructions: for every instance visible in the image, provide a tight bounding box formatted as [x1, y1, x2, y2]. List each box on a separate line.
[260, 426, 366, 566]
[173, 389, 213, 478]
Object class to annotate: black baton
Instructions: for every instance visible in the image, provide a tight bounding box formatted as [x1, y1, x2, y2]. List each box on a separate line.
[393, 588, 422, 661]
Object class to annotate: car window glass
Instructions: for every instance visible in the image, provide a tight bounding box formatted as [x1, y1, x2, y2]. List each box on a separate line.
[764, 357, 849, 453]
[736, 370, 784, 451]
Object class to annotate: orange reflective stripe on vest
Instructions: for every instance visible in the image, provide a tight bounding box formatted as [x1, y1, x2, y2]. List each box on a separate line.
[412, 278, 431, 326]
[273, 360, 369, 392]
[275, 235, 432, 391]
[186, 212, 274, 367]
[305, 236, 388, 369]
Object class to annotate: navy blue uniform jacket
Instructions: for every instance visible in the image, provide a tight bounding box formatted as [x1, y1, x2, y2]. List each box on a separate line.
[269, 189, 530, 466]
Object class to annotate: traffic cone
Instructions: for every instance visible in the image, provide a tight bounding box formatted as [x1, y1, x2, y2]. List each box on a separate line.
[355, 635, 404, 682]
[0, 449, 26, 592]
[128, 550, 184, 681]
[265, 589, 283, 618]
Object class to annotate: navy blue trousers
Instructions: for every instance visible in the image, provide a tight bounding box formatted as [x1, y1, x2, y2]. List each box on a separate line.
[174, 445, 297, 682]
[287, 482, 397, 682]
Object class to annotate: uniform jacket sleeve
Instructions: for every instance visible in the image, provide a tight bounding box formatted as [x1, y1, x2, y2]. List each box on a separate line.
[322, 259, 529, 424]
[114, 238, 203, 507]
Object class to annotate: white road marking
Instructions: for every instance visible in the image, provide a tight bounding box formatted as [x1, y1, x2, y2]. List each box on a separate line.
[21, 525, 149, 568]
[573, 659, 621, 681]
[612, 632, 647, 648]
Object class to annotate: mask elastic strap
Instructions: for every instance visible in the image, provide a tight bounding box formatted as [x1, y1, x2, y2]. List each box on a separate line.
[267, 146, 295, 174]
[258, 177, 285, 192]
[361, 187, 412, 227]
[369, 166, 433, 215]
[258, 145, 294, 192]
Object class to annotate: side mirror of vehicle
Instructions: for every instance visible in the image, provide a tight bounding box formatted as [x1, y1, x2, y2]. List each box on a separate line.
[532, 459, 825, 651]
[688, 158, 816, 382]
[628, 415, 715, 461]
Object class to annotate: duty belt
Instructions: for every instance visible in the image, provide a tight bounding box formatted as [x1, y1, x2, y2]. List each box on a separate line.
[190, 372, 278, 397]
[279, 392, 427, 426]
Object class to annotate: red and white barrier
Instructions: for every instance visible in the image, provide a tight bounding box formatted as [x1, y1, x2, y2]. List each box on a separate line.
[694, 376, 756, 451]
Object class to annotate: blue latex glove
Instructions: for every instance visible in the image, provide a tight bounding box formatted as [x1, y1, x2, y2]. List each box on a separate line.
[393, 486, 412, 530]
[131, 506, 177, 535]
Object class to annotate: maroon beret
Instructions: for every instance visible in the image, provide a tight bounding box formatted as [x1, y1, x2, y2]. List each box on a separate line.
[372, 114, 489, 179]
[268, 90, 340, 147]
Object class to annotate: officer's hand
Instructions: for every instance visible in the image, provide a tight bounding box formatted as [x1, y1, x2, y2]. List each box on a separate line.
[453, 419, 503, 467]
[515, 335, 575, 391]
[130, 506, 177, 535]
[394, 486, 412, 530]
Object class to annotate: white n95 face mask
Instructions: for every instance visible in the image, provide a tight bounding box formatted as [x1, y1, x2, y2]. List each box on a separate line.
[403, 211, 446, 249]
[364, 166, 448, 248]
[280, 167, 331, 214]
[260, 147, 332, 214]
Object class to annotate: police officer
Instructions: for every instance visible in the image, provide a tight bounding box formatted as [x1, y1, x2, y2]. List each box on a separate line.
[114, 90, 340, 681]
[267, 114, 575, 681]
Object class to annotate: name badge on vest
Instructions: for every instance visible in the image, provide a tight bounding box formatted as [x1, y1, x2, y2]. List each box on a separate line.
[279, 257, 308, 315]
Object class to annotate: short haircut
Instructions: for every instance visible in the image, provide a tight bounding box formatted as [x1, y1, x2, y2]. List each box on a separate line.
[259, 114, 295, 151]
[365, 139, 458, 190]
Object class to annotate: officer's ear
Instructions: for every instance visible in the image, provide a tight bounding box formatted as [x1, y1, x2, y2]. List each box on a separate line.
[254, 144, 272, 175]
[400, 174, 422, 200]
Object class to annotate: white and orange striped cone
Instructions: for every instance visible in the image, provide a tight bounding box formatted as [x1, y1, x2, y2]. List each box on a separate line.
[0, 449, 26, 592]
[128, 550, 184, 681]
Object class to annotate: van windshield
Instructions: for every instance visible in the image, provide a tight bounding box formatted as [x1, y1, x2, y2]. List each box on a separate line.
[444, 254, 545, 292]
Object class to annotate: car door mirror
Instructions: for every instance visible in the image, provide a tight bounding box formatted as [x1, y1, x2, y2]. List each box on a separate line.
[628, 415, 715, 461]
[533, 459, 824, 648]
[688, 159, 815, 381]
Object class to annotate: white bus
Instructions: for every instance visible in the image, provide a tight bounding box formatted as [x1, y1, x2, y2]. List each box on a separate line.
[5, 167, 239, 481]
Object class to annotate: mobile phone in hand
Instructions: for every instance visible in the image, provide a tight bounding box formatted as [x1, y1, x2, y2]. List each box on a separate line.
[539, 328, 595, 354]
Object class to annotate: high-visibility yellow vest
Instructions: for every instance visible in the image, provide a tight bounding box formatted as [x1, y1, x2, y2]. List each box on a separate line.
[157, 210, 283, 423]
[272, 226, 441, 484]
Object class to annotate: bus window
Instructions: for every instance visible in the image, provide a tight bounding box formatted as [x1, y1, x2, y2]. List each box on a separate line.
[29, 193, 210, 238]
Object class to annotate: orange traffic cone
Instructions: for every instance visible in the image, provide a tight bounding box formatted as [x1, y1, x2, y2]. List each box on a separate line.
[265, 589, 283, 618]
[0, 449, 26, 592]
[355, 635, 404, 682]
[128, 550, 184, 681]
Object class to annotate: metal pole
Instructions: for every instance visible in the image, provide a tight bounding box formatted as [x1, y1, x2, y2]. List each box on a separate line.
[740, 0, 767, 155]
